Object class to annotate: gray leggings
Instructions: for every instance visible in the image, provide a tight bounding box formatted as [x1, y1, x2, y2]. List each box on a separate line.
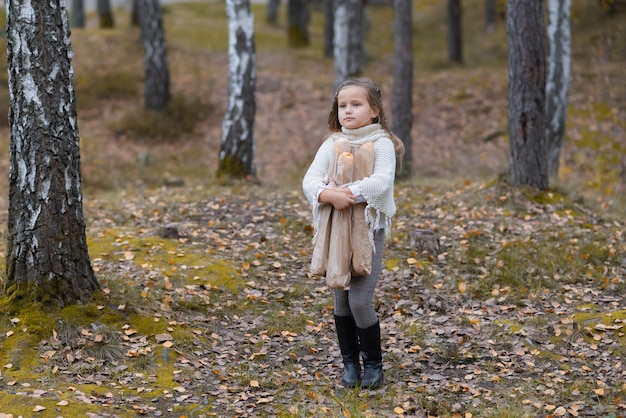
[333, 229, 384, 329]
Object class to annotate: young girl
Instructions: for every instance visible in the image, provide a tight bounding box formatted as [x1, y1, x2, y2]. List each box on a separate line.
[302, 78, 404, 389]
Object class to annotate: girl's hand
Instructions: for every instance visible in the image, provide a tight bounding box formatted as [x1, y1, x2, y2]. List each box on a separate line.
[319, 187, 355, 210]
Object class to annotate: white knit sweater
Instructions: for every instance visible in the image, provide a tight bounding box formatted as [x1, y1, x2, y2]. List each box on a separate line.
[302, 123, 397, 243]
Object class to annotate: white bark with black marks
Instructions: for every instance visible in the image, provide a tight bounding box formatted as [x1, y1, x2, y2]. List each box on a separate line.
[545, 0, 571, 181]
[219, 0, 257, 179]
[5, 0, 99, 306]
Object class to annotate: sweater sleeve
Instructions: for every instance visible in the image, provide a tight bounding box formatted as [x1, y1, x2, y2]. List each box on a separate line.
[356, 137, 396, 212]
[302, 137, 335, 207]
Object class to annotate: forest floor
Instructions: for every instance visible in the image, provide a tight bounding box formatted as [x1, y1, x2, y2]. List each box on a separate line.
[0, 1, 625, 417]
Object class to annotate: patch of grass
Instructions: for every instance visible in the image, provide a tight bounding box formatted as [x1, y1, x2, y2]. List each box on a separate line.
[111, 94, 212, 143]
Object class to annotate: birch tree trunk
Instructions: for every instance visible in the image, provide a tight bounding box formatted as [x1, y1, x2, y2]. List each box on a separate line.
[545, 0, 571, 181]
[333, 0, 349, 88]
[392, 0, 413, 176]
[507, 0, 548, 190]
[98, 0, 115, 28]
[139, 0, 171, 111]
[5, 0, 99, 307]
[71, 0, 85, 28]
[218, 0, 257, 180]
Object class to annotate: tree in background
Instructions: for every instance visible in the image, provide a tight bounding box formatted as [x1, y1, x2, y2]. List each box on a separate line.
[287, 0, 309, 47]
[485, 0, 497, 33]
[545, 0, 571, 181]
[98, 0, 115, 28]
[4, 0, 99, 307]
[392, 0, 413, 177]
[218, 0, 257, 180]
[71, 0, 85, 28]
[323, 0, 334, 57]
[138, 0, 171, 112]
[333, 0, 363, 88]
[267, 0, 280, 24]
[507, 0, 548, 190]
[448, 0, 463, 64]
[347, 1, 365, 76]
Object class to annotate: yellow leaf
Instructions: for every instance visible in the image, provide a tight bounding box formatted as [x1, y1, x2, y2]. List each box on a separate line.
[250, 380, 260, 387]
[406, 257, 418, 265]
[458, 281, 467, 294]
[394, 407, 405, 414]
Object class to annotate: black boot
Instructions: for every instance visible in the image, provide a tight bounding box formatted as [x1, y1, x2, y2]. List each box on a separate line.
[334, 315, 361, 387]
[357, 321, 384, 389]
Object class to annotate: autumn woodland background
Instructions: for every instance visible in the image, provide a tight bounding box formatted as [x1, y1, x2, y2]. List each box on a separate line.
[0, 0, 624, 417]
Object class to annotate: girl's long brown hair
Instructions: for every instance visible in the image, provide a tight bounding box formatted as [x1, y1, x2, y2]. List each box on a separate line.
[328, 78, 405, 162]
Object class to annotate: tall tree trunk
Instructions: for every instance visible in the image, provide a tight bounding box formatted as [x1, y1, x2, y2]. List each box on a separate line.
[98, 0, 115, 28]
[287, 0, 309, 47]
[447, 0, 463, 64]
[266, 0, 280, 24]
[507, 0, 548, 190]
[333, 0, 349, 88]
[139, 0, 171, 111]
[485, 0, 497, 33]
[5, 0, 99, 308]
[218, 0, 257, 180]
[392, 0, 413, 177]
[71, 0, 85, 28]
[545, 0, 571, 182]
[131, 0, 140, 27]
[347, 0, 365, 76]
[323, 0, 334, 57]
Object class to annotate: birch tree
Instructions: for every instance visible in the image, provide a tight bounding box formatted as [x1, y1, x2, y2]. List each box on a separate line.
[218, 0, 257, 179]
[4, 0, 99, 307]
[333, 0, 363, 88]
[545, 0, 571, 181]
[138, 0, 171, 111]
[392, 0, 413, 176]
[506, 0, 548, 190]
[333, 0, 349, 88]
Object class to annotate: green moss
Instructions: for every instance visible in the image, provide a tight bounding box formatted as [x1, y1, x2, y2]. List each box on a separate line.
[88, 228, 242, 294]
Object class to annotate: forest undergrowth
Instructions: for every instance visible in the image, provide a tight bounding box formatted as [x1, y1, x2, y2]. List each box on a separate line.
[0, 1, 624, 417]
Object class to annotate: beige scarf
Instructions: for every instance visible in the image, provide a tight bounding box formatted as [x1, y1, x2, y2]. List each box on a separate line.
[310, 139, 375, 290]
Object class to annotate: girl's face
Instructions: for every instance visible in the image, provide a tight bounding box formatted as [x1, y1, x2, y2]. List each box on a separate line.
[336, 86, 379, 130]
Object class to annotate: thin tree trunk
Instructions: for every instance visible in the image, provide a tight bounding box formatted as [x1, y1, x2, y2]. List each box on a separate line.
[5, 0, 99, 307]
[485, 0, 496, 33]
[139, 0, 171, 111]
[98, 0, 115, 28]
[347, 0, 364, 76]
[333, 0, 349, 88]
[287, 0, 309, 47]
[545, 0, 571, 181]
[392, 0, 413, 177]
[507, 0, 548, 190]
[267, 0, 280, 24]
[448, 0, 463, 64]
[71, 0, 85, 28]
[218, 0, 257, 180]
[323, 0, 334, 57]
